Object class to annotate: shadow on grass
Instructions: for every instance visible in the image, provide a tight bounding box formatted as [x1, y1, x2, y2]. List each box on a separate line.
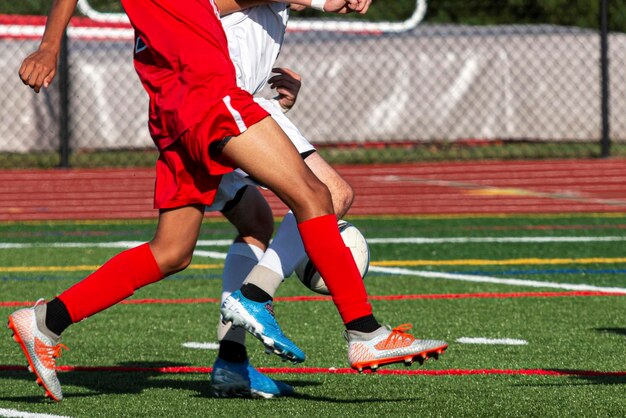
[523, 369, 626, 387]
[595, 327, 626, 337]
[0, 362, 415, 403]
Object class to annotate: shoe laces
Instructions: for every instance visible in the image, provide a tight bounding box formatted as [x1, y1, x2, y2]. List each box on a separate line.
[51, 343, 69, 359]
[35, 340, 69, 369]
[381, 324, 416, 348]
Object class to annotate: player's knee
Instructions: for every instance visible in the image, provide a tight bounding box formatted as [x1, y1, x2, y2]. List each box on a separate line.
[150, 244, 194, 275]
[225, 189, 274, 247]
[299, 176, 334, 213]
[333, 182, 355, 218]
[236, 216, 274, 247]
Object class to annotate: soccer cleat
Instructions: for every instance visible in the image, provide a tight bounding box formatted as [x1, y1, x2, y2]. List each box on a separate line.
[346, 324, 447, 373]
[211, 358, 295, 399]
[221, 290, 305, 363]
[7, 299, 68, 401]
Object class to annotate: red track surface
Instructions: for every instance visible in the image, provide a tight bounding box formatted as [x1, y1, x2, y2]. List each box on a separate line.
[2, 159, 626, 221]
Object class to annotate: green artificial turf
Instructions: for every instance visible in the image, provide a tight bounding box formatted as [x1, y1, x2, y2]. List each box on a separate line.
[0, 214, 625, 417]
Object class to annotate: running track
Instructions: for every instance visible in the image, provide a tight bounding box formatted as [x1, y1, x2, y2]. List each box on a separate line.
[2, 159, 626, 221]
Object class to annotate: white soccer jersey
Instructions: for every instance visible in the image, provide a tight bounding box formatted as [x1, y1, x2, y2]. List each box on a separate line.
[221, 3, 289, 95]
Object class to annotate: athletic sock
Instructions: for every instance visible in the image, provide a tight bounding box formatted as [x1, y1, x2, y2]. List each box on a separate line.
[240, 283, 272, 303]
[218, 340, 248, 363]
[218, 242, 263, 345]
[44, 298, 72, 336]
[345, 314, 380, 333]
[297, 214, 376, 324]
[221, 242, 264, 303]
[242, 265, 283, 299]
[58, 243, 163, 323]
[258, 211, 307, 277]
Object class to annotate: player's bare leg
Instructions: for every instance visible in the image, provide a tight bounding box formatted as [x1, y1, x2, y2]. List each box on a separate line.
[304, 152, 354, 218]
[8, 205, 205, 401]
[219, 117, 447, 369]
[219, 117, 334, 222]
[149, 205, 205, 275]
[243, 151, 355, 297]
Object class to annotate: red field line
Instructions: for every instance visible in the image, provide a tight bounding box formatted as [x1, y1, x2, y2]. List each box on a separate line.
[2, 159, 626, 220]
[0, 364, 623, 377]
[1, 291, 624, 308]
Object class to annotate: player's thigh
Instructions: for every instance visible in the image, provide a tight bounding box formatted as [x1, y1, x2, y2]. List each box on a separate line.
[255, 99, 352, 215]
[220, 117, 332, 221]
[150, 205, 205, 272]
[221, 186, 274, 248]
[304, 152, 354, 218]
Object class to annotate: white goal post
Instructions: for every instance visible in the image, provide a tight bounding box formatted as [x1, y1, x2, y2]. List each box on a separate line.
[76, 0, 427, 33]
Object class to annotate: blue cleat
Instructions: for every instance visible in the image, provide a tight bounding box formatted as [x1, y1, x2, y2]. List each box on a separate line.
[221, 290, 305, 363]
[211, 358, 295, 399]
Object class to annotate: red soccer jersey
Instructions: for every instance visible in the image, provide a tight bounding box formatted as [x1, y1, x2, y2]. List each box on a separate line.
[121, 0, 267, 150]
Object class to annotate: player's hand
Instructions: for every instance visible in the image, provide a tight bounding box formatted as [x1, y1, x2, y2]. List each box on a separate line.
[323, 0, 371, 14]
[290, 3, 307, 11]
[345, 0, 372, 14]
[269, 67, 302, 111]
[18, 47, 58, 93]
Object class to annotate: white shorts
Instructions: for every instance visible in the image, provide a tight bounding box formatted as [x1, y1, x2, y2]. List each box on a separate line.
[206, 98, 315, 212]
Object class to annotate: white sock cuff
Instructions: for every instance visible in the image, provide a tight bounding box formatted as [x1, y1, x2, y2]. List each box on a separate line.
[228, 242, 264, 261]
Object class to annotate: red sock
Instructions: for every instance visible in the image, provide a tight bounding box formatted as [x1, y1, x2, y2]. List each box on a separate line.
[58, 243, 163, 323]
[298, 214, 372, 324]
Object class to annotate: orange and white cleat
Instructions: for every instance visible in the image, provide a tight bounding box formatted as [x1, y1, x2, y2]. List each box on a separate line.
[7, 299, 67, 401]
[346, 324, 447, 373]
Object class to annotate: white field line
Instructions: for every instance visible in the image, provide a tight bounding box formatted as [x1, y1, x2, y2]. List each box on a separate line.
[456, 337, 528, 345]
[0, 409, 70, 418]
[0, 239, 233, 250]
[368, 266, 626, 294]
[182, 342, 219, 350]
[192, 250, 228, 260]
[2, 236, 626, 250]
[3, 238, 625, 293]
[367, 236, 626, 244]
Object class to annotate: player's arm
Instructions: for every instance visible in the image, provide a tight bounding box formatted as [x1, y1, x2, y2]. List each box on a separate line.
[268, 67, 302, 113]
[217, 0, 270, 15]
[19, 0, 78, 93]
[276, 0, 373, 14]
[217, 0, 371, 15]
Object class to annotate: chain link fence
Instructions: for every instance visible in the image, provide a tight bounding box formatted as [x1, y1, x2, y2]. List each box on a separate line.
[1, 0, 625, 168]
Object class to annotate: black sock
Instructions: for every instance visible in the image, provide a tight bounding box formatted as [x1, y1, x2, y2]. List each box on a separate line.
[218, 340, 248, 363]
[345, 315, 380, 333]
[240, 283, 272, 303]
[45, 298, 73, 336]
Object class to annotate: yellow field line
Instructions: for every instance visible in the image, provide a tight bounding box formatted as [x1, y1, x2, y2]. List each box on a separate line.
[374, 258, 626, 266]
[3, 258, 626, 273]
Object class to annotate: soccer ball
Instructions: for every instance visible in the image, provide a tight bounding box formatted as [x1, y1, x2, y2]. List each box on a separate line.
[295, 220, 370, 295]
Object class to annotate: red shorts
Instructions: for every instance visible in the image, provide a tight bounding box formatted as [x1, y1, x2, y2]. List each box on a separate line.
[154, 103, 269, 209]
[120, 0, 270, 208]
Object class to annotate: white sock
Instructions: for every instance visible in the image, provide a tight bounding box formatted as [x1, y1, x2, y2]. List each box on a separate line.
[218, 242, 264, 343]
[221, 242, 264, 303]
[258, 211, 307, 278]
